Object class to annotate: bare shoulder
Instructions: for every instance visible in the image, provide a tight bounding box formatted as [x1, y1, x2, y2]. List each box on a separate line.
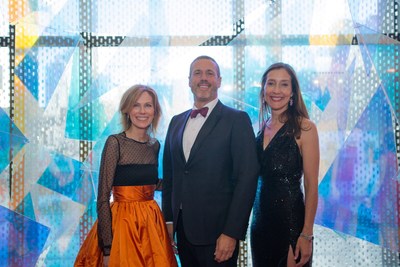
[301, 118, 317, 132]
[298, 118, 318, 143]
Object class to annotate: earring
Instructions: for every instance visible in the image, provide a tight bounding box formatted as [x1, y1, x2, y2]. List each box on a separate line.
[289, 97, 293, 106]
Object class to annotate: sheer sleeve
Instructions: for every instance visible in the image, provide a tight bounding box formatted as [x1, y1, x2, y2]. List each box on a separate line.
[96, 135, 119, 256]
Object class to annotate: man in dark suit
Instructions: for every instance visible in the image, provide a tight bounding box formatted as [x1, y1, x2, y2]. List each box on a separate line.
[162, 55, 259, 267]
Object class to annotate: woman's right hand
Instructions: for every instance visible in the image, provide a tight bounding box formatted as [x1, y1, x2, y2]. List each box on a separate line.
[166, 223, 178, 254]
[103, 256, 110, 267]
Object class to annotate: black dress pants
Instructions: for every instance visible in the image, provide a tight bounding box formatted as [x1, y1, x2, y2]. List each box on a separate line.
[176, 211, 239, 267]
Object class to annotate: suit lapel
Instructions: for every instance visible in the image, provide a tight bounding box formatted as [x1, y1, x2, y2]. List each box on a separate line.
[187, 101, 223, 164]
[178, 110, 191, 163]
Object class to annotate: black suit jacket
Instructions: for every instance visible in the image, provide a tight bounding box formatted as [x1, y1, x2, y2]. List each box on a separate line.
[162, 101, 259, 245]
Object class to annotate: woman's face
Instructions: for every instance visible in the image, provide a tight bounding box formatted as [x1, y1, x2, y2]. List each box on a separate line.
[264, 68, 293, 113]
[128, 91, 155, 130]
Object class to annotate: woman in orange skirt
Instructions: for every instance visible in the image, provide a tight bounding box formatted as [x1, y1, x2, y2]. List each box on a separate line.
[74, 85, 177, 267]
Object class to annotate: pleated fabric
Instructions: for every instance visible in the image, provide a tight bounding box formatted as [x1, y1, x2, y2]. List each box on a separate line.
[74, 185, 177, 267]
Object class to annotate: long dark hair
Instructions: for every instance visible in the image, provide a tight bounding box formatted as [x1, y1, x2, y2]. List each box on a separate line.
[259, 62, 309, 138]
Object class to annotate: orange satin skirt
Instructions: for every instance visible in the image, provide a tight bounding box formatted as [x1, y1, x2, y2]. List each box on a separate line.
[74, 185, 177, 267]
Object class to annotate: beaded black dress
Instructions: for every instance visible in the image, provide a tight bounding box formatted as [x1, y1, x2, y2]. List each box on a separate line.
[250, 124, 311, 267]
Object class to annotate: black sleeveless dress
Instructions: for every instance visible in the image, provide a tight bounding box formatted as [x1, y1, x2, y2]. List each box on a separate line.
[250, 124, 311, 267]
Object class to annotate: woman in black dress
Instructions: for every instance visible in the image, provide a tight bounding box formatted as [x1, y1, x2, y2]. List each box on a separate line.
[250, 63, 319, 267]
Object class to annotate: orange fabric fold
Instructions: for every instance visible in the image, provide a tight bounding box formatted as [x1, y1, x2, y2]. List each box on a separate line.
[113, 185, 155, 202]
[74, 185, 177, 267]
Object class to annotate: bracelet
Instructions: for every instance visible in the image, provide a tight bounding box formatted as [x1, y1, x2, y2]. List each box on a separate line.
[300, 233, 314, 241]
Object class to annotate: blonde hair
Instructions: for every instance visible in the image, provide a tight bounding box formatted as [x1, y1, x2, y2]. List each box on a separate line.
[119, 84, 162, 133]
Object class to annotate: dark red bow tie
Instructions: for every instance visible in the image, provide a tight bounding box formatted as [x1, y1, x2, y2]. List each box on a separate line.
[190, 107, 209, 118]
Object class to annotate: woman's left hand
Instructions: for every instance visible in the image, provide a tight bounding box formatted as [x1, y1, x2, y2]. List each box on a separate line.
[294, 236, 313, 267]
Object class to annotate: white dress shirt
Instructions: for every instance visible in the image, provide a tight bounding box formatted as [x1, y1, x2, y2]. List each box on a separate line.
[182, 98, 218, 161]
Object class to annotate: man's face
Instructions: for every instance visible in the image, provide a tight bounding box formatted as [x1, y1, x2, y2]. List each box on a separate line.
[188, 59, 221, 106]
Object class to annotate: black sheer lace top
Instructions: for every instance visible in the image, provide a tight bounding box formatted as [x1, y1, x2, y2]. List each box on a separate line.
[96, 132, 160, 255]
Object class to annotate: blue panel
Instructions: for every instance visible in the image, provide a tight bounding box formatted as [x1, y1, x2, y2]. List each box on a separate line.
[356, 24, 380, 76]
[15, 52, 39, 100]
[317, 85, 398, 249]
[314, 85, 331, 112]
[15, 38, 79, 108]
[243, 86, 261, 127]
[16, 193, 36, 221]
[65, 91, 110, 141]
[37, 153, 83, 201]
[0, 205, 50, 267]
[0, 108, 29, 172]
[41, 45, 79, 107]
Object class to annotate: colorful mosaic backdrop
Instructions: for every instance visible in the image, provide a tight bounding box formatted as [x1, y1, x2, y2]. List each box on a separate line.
[0, 0, 399, 266]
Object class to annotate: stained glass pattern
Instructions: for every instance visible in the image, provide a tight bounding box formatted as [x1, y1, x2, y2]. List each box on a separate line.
[0, 0, 398, 266]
